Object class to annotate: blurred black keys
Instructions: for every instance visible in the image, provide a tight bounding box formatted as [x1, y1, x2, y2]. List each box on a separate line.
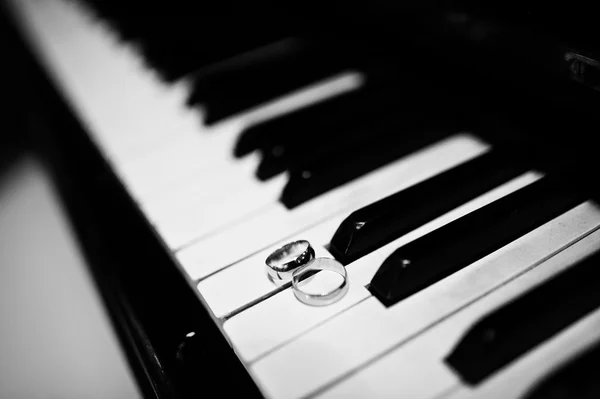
[81, 0, 297, 81]
[255, 86, 404, 180]
[277, 76, 470, 209]
[368, 176, 585, 307]
[238, 59, 457, 179]
[234, 86, 370, 158]
[279, 110, 457, 209]
[445, 250, 600, 385]
[187, 37, 354, 125]
[232, 60, 402, 158]
[523, 342, 600, 399]
[329, 149, 530, 264]
[141, 28, 290, 82]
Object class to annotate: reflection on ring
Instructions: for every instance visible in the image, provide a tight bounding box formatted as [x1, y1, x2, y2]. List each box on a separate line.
[265, 240, 315, 285]
[292, 257, 349, 306]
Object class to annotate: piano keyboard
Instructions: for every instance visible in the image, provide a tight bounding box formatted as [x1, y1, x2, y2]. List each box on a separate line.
[7, 0, 600, 397]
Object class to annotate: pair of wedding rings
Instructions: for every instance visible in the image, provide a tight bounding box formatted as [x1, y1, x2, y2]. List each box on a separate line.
[265, 240, 348, 306]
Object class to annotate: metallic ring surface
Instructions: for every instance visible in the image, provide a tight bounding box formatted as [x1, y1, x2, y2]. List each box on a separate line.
[265, 240, 315, 284]
[291, 258, 348, 306]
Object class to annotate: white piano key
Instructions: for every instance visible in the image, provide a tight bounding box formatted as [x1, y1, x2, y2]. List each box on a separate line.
[154, 173, 288, 248]
[177, 133, 490, 280]
[150, 147, 267, 208]
[317, 226, 600, 399]
[124, 117, 252, 219]
[249, 201, 600, 399]
[14, 0, 199, 212]
[118, 131, 219, 199]
[129, 140, 265, 216]
[12, 0, 193, 172]
[200, 216, 344, 319]
[18, 0, 199, 173]
[228, 71, 364, 128]
[222, 171, 541, 362]
[110, 105, 200, 168]
[121, 128, 231, 197]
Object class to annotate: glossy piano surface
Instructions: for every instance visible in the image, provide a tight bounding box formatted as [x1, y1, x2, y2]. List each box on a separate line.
[4, 0, 600, 398]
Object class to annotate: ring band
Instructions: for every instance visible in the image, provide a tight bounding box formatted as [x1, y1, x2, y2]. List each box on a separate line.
[292, 258, 349, 306]
[265, 240, 315, 284]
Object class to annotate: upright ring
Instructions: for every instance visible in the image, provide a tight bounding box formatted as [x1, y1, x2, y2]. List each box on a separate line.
[265, 240, 315, 284]
[292, 258, 349, 306]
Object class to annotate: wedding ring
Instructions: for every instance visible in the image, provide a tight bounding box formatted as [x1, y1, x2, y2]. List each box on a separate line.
[265, 240, 315, 284]
[292, 258, 349, 306]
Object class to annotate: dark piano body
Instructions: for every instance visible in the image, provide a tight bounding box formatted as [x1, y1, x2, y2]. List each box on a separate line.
[2, 1, 600, 398]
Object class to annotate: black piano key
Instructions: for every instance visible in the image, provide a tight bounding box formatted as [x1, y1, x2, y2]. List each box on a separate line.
[233, 65, 402, 158]
[234, 52, 450, 160]
[82, 1, 298, 81]
[368, 176, 585, 307]
[279, 114, 455, 209]
[141, 29, 289, 82]
[234, 87, 368, 158]
[329, 149, 530, 264]
[254, 65, 473, 181]
[445, 250, 600, 385]
[187, 37, 353, 125]
[523, 342, 600, 399]
[256, 82, 436, 180]
[187, 37, 300, 105]
[256, 146, 290, 181]
[277, 78, 472, 208]
[255, 87, 404, 180]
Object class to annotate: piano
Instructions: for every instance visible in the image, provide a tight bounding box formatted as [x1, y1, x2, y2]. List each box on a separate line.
[3, 0, 600, 397]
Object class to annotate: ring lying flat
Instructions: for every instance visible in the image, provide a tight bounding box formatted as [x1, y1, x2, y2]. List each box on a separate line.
[265, 240, 315, 284]
[292, 258, 349, 306]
